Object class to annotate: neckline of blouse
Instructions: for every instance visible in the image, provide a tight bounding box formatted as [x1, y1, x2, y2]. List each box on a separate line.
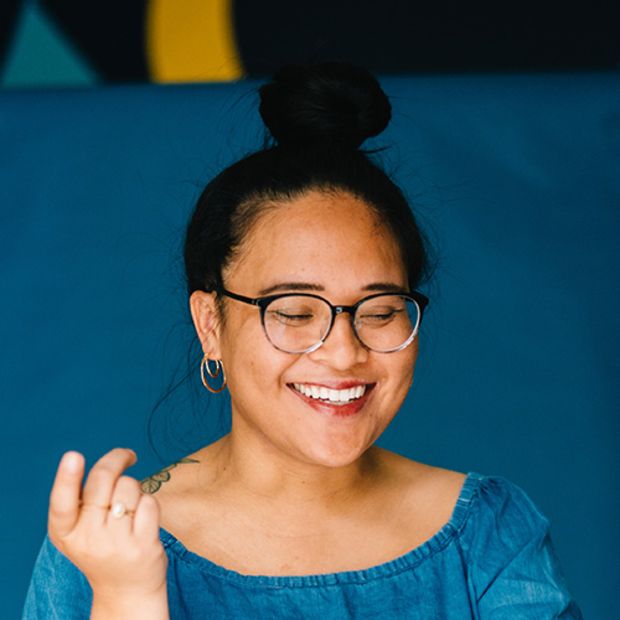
[159, 471, 484, 588]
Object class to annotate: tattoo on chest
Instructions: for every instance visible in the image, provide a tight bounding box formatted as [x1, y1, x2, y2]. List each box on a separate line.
[140, 457, 200, 494]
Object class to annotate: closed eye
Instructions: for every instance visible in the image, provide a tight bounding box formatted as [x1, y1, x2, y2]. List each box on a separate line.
[268, 310, 315, 325]
[358, 309, 404, 323]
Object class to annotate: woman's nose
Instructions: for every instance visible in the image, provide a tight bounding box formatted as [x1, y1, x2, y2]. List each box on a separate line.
[309, 313, 368, 368]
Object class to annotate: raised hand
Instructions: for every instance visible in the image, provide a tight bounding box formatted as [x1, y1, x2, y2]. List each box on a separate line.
[48, 448, 169, 619]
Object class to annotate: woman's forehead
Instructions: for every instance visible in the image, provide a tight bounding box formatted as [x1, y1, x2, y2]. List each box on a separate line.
[225, 189, 407, 291]
[253, 189, 391, 243]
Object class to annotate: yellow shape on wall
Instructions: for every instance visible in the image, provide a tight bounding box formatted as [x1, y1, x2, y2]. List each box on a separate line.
[147, 0, 244, 83]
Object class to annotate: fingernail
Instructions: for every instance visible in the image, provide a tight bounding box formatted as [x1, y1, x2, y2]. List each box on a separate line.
[62, 451, 82, 473]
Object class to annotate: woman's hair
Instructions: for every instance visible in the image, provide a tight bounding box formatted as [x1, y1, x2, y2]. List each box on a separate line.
[184, 61, 431, 299]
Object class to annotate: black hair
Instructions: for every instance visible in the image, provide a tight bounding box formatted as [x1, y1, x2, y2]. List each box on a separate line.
[184, 61, 431, 299]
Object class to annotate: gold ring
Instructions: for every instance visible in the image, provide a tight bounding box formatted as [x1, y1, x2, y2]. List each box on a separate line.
[80, 501, 110, 510]
[110, 501, 135, 519]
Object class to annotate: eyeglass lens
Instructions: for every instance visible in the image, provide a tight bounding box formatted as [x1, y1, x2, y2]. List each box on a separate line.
[263, 295, 420, 353]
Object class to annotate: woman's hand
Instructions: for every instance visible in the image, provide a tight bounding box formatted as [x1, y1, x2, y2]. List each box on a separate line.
[48, 448, 169, 619]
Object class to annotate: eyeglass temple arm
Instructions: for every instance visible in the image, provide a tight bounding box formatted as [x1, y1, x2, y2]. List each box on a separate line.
[217, 287, 263, 307]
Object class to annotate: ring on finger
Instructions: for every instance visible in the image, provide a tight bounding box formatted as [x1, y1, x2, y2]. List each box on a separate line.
[110, 500, 136, 519]
[80, 500, 110, 510]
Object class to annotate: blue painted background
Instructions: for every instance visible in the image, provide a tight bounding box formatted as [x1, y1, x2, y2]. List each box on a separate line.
[1, 73, 618, 618]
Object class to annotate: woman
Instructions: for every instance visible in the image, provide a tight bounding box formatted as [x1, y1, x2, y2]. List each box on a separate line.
[23, 62, 582, 619]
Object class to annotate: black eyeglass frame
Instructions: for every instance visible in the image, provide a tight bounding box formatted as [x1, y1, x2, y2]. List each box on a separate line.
[217, 287, 430, 354]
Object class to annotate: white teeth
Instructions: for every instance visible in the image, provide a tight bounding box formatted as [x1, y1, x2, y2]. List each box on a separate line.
[292, 383, 367, 404]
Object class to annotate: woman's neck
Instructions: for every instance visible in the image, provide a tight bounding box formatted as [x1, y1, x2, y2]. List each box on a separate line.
[204, 431, 386, 515]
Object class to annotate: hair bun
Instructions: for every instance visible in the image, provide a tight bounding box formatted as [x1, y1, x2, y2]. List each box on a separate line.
[258, 62, 391, 149]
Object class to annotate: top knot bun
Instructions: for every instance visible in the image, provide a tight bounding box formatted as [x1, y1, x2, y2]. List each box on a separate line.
[258, 62, 391, 150]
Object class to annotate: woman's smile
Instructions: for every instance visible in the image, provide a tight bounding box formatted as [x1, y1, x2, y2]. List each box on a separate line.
[288, 381, 377, 417]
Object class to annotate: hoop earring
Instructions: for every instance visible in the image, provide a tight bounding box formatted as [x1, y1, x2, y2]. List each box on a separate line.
[205, 357, 221, 379]
[200, 355, 227, 393]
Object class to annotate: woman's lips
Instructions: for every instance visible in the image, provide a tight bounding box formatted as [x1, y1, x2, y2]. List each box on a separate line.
[287, 383, 375, 417]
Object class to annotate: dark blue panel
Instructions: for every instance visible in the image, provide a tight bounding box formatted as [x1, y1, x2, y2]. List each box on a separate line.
[1, 73, 618, 618]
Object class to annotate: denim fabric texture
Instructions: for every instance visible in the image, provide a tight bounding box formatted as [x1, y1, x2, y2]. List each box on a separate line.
[22, 472, 583, 619]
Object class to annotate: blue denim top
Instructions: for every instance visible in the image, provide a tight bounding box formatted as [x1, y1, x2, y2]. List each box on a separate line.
[23, 472, 583, 619]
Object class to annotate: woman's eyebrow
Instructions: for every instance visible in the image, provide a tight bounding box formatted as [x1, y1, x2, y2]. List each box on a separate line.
[257, 282, 325, 295]
[362, 282, 406, 292]
[257, 281, 405, 295]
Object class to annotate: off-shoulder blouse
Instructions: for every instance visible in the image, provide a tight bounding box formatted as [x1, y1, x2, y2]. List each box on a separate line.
[22, 472, 583, 619]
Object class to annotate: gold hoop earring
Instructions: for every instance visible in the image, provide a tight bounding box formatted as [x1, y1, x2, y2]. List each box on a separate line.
[200, 355, 227, 393]
[205, 357, 221, 379]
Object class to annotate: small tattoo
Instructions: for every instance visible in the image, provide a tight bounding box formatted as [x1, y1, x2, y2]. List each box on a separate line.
[140, 457, 199, 494]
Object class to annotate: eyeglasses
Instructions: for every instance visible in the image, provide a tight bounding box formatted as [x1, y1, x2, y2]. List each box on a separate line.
[217, 287, 429, 354]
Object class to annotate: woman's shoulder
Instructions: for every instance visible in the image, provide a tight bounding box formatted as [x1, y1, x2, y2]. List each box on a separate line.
[448, 470, 553, 573]
[389, 459, 558, 588]
[386, 450, 545, 515]
[376, 450, 549, 543]
[139, 455, 202, 496]
[450, 473, 582, 617]
[372, 450, 468, 542]
[375, 449, 468, 509]
[461, 471, 550, 531]
[139, 441, 226, 534]
[139, 435, 229, 498]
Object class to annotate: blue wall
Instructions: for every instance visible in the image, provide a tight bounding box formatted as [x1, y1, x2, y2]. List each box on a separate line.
[1, 73, 618, 618]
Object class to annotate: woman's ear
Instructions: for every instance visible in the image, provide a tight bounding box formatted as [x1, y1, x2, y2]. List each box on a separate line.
[189, 291, 222, 359]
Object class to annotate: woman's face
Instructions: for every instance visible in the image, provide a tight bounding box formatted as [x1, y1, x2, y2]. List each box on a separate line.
[192, 189, 419, 468]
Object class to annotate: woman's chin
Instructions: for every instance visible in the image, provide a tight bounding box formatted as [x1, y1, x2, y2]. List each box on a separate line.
[296, 440, 371, 469]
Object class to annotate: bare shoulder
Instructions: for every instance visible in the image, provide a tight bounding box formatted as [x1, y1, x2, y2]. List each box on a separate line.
[139, 438, 230, 533]
[140, 455, 201, 496]
[376, 446, 466, 486]
[413, 461, 468, 497]
[139, 450, 206, 535]
[374, 448, 467, 526]
[140, 435, 230, 499]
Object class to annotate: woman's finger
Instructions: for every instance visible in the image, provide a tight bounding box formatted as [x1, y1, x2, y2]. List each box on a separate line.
[48, 451, 85, 539]
[81, 448, 137, 526]
[107, 475, 142, 532]
[133, 493, 161, 541]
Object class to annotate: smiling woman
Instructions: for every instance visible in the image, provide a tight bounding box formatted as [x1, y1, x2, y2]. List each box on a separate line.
[22, 62, 584, 619]
[190, 189, 420, 466]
